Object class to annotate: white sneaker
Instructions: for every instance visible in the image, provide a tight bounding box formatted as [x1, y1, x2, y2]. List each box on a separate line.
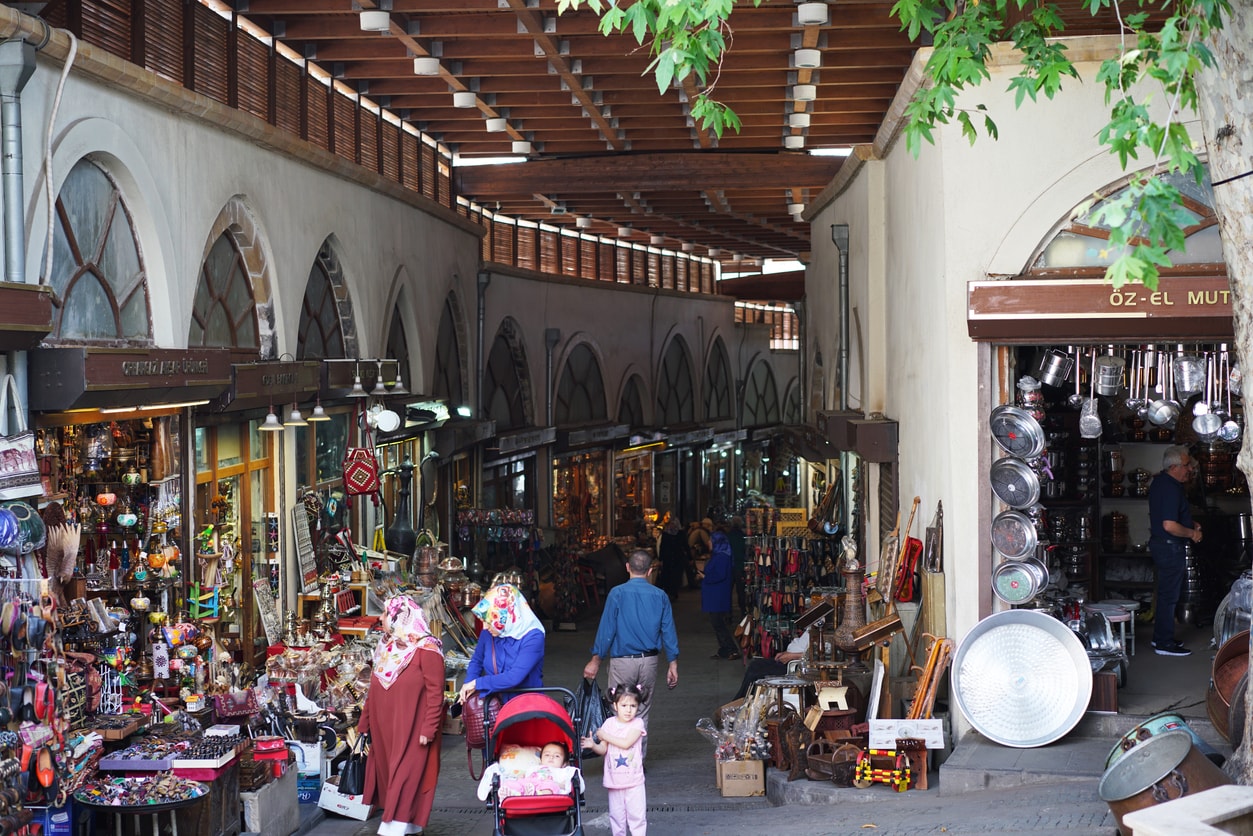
[377, 821, 407, 836]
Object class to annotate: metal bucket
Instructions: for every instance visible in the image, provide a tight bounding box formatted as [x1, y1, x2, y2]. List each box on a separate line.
[1095, 356, 1126, 396]
[1104, 712, 1225, 770]
[1098, 730, 1231, 836]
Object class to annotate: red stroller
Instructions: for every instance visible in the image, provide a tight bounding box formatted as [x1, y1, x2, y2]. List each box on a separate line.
[486, 687, 585, 836]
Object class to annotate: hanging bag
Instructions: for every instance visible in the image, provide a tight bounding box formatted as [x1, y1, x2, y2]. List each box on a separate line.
[342, 402, 381, 509]
[0, 376, 41, 501]
[338, 733, 369, 796]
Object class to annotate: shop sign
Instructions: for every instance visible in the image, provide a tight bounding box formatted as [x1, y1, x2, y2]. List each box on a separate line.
[0, 282, 53, 350]
[496, 426, 556, 455]
[218, 360, 322, 410]
[560, 423, 630, 449]
[967, 276, 1233, 342]
[28, 347, 232, 411]
[667, 428, 714, 447]
[712, 429, 747, 446]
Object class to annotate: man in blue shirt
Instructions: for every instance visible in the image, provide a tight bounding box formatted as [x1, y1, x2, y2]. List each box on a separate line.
[1147, 444, 1202, 657]
[584, 549, 680, 745]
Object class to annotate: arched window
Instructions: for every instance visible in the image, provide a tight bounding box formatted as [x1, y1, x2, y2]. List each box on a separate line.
[1028, 167, 1226, 275]
[618, 375, 646, 428]
[190, 233, 259, 348]
[46, 158, 151, 343]
[484, 330, 529, 431]
[783, 380, 801, 424]
[433, 298, 464, 407]
[705, 337, 733, 422]
[555, 344, 607, 425]
[297, 245, 347, 359]
[742, 361, 780, 427]
[656, 338, 694, 425]
[386, 304, 410, 389]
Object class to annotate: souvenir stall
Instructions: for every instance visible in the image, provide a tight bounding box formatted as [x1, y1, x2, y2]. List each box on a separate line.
[612, 437, 660, 542]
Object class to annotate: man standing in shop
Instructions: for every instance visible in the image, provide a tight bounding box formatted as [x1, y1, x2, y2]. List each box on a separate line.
[584, 549, 680, 750]
[1147, 445, 1201, 657]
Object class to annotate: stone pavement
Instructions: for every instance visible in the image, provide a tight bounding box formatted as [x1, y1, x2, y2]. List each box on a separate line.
[299, 589, 1226, 835]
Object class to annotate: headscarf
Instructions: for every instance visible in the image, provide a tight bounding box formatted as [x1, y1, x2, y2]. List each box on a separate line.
[472, 584, 545, 640]
[372, 595, 442, 690]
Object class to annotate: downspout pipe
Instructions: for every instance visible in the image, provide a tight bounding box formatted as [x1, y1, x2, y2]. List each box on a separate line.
[544, 328, 560, 426]
[831, 224, 850, 412]
[476, 269, 491, 416]
[0, 39, 36, 420]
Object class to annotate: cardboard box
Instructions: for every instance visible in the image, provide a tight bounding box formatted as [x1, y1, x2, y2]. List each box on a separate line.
[318, 776, 373, 821]
[717, 759, 765, 797]
[291, 741, 324, 775]
[442, 714, 464, 736]
[296, 773, 322, 804]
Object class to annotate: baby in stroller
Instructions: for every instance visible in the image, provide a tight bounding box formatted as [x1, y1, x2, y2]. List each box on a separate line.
[476, 740, 586, 801]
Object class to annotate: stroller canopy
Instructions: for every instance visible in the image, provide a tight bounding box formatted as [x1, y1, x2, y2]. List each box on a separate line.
[489, 693, 578, 760]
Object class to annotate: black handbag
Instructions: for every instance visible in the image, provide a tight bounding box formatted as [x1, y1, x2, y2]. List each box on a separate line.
[339, 734, 368, 797]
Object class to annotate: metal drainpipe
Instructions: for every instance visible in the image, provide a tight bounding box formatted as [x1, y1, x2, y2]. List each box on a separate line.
[476, 269, 491, 415]
[544, 328, 560, 425]
[0, 39, 35, 413]
[831, 224, 850, 412]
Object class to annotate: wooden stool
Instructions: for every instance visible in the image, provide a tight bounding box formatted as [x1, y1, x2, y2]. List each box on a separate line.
[577, 566, 600, 607]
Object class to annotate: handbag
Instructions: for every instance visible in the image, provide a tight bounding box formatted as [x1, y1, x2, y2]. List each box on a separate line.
[339, 734, 369, 797]
[213, 688, 260, 718]
[0, 375, 41, 501]
[342, 402, 381, 509]
[463, 641, 502, 779]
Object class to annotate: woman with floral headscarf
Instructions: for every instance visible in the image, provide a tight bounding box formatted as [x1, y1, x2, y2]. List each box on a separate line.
[358, 595, 444, 836]
[458, 584, 545, 705]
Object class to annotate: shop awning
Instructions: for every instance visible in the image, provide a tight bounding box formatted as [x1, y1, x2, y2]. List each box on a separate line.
[817, 409, 863, 450]
[555, 423, 631, 452]
[0, 283, 53, 350]
[28, 347, 233, 411]
[967, 275, 1233, 342]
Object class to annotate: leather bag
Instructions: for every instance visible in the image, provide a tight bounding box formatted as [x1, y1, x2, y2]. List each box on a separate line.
[462, 641, 502, 779]
[342, 403, 381, 508]
[213, 688, 260, 718]
[339, 734, 368, 796]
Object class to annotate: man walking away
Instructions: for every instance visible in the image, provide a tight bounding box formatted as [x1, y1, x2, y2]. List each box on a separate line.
[584, 549, 680, 750]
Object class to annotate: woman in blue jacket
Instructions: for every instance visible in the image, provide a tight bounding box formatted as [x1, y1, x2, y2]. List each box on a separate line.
[458, 584, 546, 702]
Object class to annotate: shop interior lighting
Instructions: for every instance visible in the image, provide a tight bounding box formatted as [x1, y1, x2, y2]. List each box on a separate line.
[511, 140, 532, 155]
[259, 405, 283, 431]
[650, 234, 664, 246]
[784, 135, 805, 150]
[794, 48, 821, 69]
[349, 365, 369, 398]
[788, 202, 805, 215]
[453, 91, 477, 109]
[576, 216, 593, 229]
[284, 402, 308, 427]
[101, 400, 210, 414]
[456, 405, 473, 418]
[788, 112, 811, 129]
[485, 117, 507, 132]
[797, 2, 829, 25]
[307, 398, 331, 422]
[359, 10, 390, 32]
[793, 84, 817, 102]
[371, 361, 388, 396]
[413, 56, 440, 76]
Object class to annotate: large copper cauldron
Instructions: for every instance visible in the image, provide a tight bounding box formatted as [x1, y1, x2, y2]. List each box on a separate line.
[1098, 730, 1230, 835]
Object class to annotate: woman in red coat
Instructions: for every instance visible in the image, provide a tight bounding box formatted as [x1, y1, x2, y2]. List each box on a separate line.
[358, 595, 445, 836]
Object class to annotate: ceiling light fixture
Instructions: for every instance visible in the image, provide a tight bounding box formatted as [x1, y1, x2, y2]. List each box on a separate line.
[788, 112, 811, 128]
[307, 397, 330, 422]
[284, 403, 308, 427]
[511, 140, 532, 154]
[485, 117, 507, 132]
[682, 242, 696, 252]
[258, 405, 283, 432]
[413, 56, 440, 75]
[372, 361, 388, 396]
[453, 91, 477, 108]
[793, 84, 817, 102]
[797, 2, 829, 25]
[618, 226, 632, 238]
[650, 234, 664, 246]
[359, 10, 390, 32]
[794, 48, 821, 69]
[788, 202, 805, 215]
[576, 216, 593, 229]
[708, 247, 722, 257]
[784, 135, 806, 150]
[349, 365, 369, 398]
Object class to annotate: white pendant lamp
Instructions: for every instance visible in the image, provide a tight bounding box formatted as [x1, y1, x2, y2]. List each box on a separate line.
[453, 91, 477, 108]
[307, 398, 330, 422]
[788, 112, 811, 128]
[284, 403, 308, 427]
[793, 84, 817, 102]
[512, 140, 532, 154]
[784, 135, 805, 150]
[486, 117, 507, 132]
[787, 203, 805, 215]
[576, 216, 593, 229]
[258, 405, 283, 432]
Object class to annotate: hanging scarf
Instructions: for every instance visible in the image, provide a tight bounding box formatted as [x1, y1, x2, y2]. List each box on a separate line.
[472, 584, 545, 640]
[372, 595, 443, 690]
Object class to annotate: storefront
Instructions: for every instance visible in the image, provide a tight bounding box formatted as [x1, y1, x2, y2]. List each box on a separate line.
[552, 424, 629, 550]
[614, 433, 664, 534]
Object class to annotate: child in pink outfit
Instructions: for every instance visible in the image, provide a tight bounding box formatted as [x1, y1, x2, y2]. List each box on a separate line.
[581, 683, 648, 836]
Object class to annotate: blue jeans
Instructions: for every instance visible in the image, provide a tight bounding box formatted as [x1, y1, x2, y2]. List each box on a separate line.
[1150, 539, 1187, 646]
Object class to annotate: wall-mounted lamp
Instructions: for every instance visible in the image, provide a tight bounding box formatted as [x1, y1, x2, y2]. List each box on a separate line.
[456, 405, 473, 418]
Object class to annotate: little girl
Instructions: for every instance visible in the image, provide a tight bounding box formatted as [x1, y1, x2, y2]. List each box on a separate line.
[581, 683, 648, 836]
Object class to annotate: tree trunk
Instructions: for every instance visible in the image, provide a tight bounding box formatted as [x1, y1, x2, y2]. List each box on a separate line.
[1196, 0, 1253, 784]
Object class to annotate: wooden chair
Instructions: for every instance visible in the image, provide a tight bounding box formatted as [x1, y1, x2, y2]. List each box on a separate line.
[577, 565, 600, 608]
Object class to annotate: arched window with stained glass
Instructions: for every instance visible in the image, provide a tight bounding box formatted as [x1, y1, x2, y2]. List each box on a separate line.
[656, 338, 694, 425]
[555, 343, 607, 426]
[190, 233, 259, 349]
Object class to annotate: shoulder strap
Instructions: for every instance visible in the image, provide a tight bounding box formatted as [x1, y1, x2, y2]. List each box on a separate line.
[491, 640, 498, 675]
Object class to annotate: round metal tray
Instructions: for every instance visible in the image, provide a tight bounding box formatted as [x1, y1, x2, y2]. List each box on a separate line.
[989, 405, 1046, 459]
[952, 609, 1093, 748]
